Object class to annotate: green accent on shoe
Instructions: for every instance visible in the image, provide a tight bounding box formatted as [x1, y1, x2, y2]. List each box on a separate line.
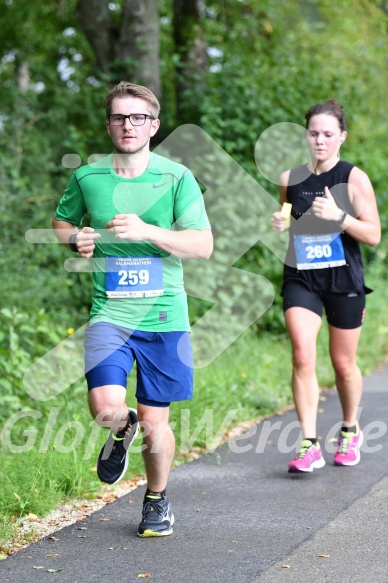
[137, 497, 174, 537]
[96, 408, 139, 484]
[297, 439, 316, 457]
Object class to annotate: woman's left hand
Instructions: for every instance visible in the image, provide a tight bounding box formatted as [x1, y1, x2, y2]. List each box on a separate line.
[312, 186, 342, 222]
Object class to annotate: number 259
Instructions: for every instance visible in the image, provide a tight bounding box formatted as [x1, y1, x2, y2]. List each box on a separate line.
[118, 269, 150, 286]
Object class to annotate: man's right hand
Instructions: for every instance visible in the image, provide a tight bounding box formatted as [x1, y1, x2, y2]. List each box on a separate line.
[74, 227, 101, 258]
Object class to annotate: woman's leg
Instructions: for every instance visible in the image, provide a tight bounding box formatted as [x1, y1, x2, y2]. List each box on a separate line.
[328, 325, 363, 426]
[285, 306, 322, 438]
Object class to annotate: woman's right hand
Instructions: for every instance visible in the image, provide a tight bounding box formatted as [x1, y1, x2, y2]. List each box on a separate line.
[271, 211, 288, 232]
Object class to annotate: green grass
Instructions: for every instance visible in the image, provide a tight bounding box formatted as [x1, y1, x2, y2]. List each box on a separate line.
[1, 265, 388, 551]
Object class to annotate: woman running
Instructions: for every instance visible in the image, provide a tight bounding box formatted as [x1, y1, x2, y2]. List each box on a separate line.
[271, 99, 381, 473]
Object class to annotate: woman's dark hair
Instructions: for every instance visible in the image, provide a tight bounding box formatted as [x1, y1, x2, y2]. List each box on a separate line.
[305, 99, 346, 132]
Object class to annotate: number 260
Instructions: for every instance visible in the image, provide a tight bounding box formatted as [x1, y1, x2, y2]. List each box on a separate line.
[306, 244, 332, 259]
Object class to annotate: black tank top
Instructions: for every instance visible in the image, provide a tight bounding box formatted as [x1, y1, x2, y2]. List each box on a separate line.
[282, 160, 368, 294]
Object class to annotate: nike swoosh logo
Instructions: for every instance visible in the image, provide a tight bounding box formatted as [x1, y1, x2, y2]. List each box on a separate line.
[153, 182, 169, 189]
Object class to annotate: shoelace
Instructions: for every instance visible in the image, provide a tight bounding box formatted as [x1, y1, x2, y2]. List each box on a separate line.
[143, 499, 165, 516]
[297, 443, 312, 459]
[338, 433, 354, 454]
[115, 421, 135, 440]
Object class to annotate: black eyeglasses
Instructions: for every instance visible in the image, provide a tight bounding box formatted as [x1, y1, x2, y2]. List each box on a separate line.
[108, 113, 155, 126]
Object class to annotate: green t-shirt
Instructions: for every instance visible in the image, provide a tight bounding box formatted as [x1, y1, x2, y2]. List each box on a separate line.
[55, 152, 211, 331]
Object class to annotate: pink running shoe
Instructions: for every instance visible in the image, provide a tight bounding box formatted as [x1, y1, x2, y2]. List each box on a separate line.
[288, 440, 326, 473]
[334, 422, 363, 466]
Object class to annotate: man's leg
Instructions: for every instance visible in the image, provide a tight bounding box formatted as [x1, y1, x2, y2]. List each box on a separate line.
[137, 403, 175, 537]
[88, 384, 129, 431]
[89, 384, 139, 484]
[138, 403, 174, 492]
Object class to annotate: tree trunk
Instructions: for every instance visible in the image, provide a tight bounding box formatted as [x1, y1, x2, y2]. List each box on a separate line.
[15, 61, 31, 92]
[173, 0, 208, 124]
[76, 0, 115, 75]
[76, 0, 161, 97]
[117, 0, 161, 97]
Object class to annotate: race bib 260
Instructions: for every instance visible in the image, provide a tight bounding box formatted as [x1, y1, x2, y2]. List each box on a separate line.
[294, 233, 346, 270]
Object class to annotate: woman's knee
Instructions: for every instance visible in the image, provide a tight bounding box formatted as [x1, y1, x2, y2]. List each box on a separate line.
[331, 355, 357, 380]
[292, 345, 316, 370]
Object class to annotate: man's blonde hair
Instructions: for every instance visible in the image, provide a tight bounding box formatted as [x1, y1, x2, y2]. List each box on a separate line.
[104, 81, 160, 118]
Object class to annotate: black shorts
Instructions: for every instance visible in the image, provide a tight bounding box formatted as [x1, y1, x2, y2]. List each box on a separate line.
[282, 282, 365, 329]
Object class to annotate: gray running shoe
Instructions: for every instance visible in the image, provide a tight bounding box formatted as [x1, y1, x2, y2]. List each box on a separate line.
[137, 494, 174, 537]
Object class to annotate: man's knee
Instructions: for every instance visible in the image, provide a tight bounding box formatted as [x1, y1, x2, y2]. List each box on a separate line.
[88, 385, 127, 426]
[138, 404, 171, 444]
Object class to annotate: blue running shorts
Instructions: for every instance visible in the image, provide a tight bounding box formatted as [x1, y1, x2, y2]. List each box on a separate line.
[84, 322, 193, 407]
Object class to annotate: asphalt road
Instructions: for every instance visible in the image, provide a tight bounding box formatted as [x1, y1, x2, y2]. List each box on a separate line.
[1, 365, 388, 583]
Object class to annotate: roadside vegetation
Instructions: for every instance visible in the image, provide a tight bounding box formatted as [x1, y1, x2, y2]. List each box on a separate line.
[1, 0, 388, 554]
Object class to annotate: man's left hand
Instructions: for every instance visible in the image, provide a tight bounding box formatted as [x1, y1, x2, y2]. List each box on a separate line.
[106, 214, 149, 241]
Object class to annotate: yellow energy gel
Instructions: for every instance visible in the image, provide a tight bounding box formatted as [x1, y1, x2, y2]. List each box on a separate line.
[280, 202, 292, 228]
